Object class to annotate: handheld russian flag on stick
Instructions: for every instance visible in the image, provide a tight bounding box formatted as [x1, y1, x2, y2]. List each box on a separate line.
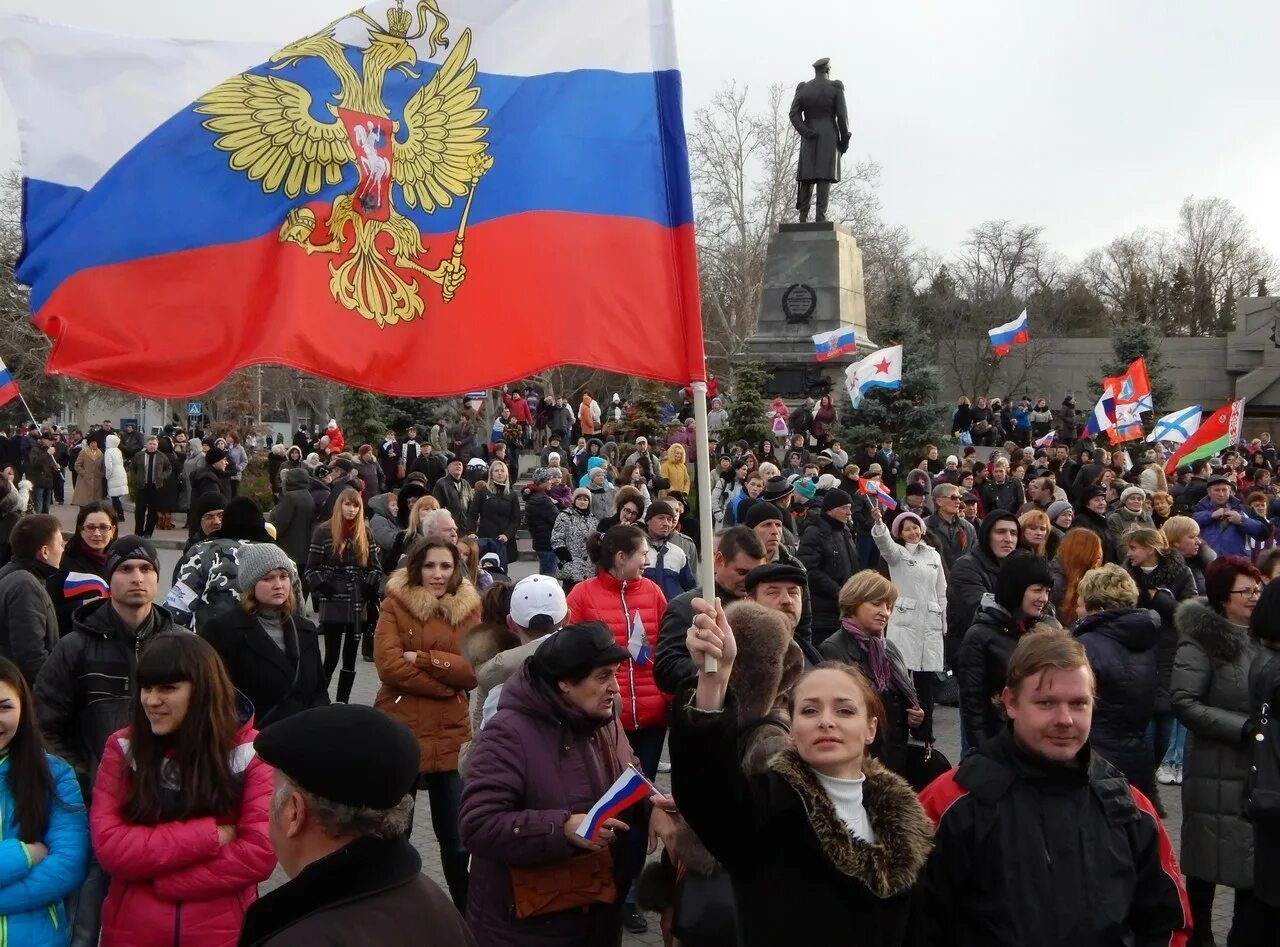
[64, 572, 110, 600]
[1033, 430, 1056, 449]
[576, 765, 654, 842]
[858, 478, 897, 511]
[988, 310, 1029, 357]
[1084, 386, 1117, 438]
[0, 358, 19, 409]
[812, 327, 858, 362]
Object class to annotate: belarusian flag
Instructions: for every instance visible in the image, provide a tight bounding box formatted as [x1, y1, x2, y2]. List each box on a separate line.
[1163, 400, 1244, 474]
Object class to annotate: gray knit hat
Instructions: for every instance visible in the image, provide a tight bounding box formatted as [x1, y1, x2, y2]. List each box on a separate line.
[1046, 500, 1073, 523]
[238, 543, 297, 593]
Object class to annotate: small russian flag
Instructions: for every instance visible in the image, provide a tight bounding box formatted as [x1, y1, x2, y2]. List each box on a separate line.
[812, 327, 858, 362]
[576, 765, 653, 842]
[64, 571, 110, 600]
[0, 358, 19, 410]
[858, 478, 897, 511]
[988, 310, 1029, 357]
[1033, 430, 1056, 449]
[627, 614, 652, 667]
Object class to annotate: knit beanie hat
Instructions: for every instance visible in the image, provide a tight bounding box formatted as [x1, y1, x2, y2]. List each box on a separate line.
[645, 500, 676, 522]
[532, 468, 553, 485]
[1120, 486, 1146, 505]
[238, 542, 297, 593]
[205, 446, 229, 466]
[745, 502, 784, 528]
[994, 551, 1054, 613]
[1046, 500, 1072, 523]
[105, 535, 159, 582]
[822, 488, 852, 512]
[220, 496, 272, 541]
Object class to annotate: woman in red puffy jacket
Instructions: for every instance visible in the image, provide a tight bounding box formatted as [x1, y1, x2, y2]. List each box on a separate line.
[91, 633, 275, 947]
[565, 524, 668, 931]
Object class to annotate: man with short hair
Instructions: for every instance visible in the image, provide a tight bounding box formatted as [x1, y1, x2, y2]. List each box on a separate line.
[433, 458, 475, 533]
[1180, 458, 1212, 511]
[319, 457, 362, 521]
[0, 513, 64, 683]
[928, 483, 978, 571]
[979, 456, 1025, 514]
[1020, 476, 1055, 514]
[119, 422, 144, 460]
[746, 503, 812, 646]
[36, 534, 175, 947]
[797, 488, 860, 642]
[918, 631, 1191, 945]
[240, 705, 473, 946]
[128, 435, 171, 537]
[655, 526, 766, 692]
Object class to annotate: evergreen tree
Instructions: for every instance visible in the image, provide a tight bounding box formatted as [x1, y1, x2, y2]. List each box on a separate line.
[1218, 283, 1237, 332]
[836, 279, 949, 459]
[627, 381, 672, 444]
[377, 396, 458, 432]
[1258, 278, 1269, 297]
[722, 360, 772, 448]
[342, 387, 388, 451]
[1167, 264, 1191, 336]
[1098, 319, 1177, 418]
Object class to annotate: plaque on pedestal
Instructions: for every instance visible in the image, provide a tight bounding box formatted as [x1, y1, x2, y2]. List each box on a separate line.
[746, 222, 867, 399]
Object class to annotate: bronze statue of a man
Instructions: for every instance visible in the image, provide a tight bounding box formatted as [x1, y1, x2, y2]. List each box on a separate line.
[789, 57, 851, 223]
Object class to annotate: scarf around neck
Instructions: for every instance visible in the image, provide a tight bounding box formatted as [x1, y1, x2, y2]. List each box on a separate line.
[839, 617, 917, 704]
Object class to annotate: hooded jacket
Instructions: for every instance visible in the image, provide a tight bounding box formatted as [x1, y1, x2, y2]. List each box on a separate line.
[797, 513, 860, 638]
[917, 729, 1191, 946]
[459, 662, 637, 947]
[669, 688, 933, 947]
[374, 570, 480, 773]
[266, 468, 316, 566]
[1075, 607, 1161, 795]
[566, 571, 669, 731]
[35, 599, 176, 788]
[1170, 598, 1256, 888]
[102, 434, 128, 498]
[91, 709, 275, 947]
[365, 493, 404, 570]
[945, 511, 1016, 645]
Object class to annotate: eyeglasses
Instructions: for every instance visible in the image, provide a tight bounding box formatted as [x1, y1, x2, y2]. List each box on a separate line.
[82, 524, 114, 532]
[1229, 587, 1262, 598]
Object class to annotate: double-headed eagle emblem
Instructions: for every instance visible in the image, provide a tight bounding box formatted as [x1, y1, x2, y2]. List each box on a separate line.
[195, 0, 492, 327]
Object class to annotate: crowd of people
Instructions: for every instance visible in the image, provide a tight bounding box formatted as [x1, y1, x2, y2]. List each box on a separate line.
[2, 380, 1280, 945]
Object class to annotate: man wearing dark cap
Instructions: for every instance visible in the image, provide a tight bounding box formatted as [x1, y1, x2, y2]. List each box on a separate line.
[744, 562, 813, 658]
[1193, 471, 1266, 558]
[319, 456, 363, 521]
[746, 504, 813, 647]
[797, 488, 860, 643]
[643, 500, 696, 599]
[433, 456, 475, 533]
[655, 526, 766, 693]
[239, 705, 474, 946]
[36, 534, 175, 947]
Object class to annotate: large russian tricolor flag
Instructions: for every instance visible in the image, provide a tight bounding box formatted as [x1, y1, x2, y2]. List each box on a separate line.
[0, 359, 18, 409]
[988, 310, 1029, 357]
[0, 1, 703, 397]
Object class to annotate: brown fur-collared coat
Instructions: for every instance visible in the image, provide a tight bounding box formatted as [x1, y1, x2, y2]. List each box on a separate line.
[374, 569, 481, 773]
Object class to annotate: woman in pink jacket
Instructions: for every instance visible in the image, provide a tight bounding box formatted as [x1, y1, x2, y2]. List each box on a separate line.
[90, 633, 276, 946]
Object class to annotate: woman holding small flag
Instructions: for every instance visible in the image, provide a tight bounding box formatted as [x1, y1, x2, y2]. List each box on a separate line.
[460, 620, 665, 946]
[670, 597, 933, 945]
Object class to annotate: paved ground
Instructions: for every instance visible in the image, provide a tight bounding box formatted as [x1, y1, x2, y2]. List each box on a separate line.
[50, 499, 1231, 943]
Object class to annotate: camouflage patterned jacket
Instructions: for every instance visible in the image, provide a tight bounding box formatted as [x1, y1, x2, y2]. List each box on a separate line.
[166, 538, 304, 631]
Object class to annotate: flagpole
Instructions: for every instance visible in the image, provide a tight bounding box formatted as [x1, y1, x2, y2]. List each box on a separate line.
[691, 379, 718, 674]
[16, 394, 40, 431]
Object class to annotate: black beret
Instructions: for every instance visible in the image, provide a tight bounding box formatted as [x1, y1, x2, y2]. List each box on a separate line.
[530, 622, 629, 680]
[255, 705, 419, 809]
[745, 503, 784, 528]
[744, 562, 807, 592]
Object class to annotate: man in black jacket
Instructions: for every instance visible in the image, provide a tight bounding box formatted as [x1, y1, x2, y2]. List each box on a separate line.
[35, 535, 175, 947]
[797, 488, 860, 644]
[655, 526, 766, 693]
[978, 456, 1025, 515]
[945, 510, 1020, 666]
[432, 458, 475, 533]
[918, 631, 1191, 946]
[0, 514, 64, 684]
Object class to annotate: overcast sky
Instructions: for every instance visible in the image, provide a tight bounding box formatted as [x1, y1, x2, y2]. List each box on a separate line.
[2, 0, 1278, 262]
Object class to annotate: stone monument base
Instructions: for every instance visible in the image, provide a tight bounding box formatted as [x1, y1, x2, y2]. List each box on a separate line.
[746, 222, 868, 399]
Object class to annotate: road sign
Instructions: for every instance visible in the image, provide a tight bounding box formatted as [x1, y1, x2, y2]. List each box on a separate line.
[187, 402, 202, 416]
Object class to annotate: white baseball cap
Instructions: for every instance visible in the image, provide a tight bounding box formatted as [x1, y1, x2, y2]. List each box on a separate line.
[509, 574, 568, 630]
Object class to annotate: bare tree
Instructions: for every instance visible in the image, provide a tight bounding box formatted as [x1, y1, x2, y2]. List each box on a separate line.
[1177, 195, 1276, 331]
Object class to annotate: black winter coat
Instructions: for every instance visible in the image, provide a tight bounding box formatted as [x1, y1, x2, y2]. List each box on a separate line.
[917, 729, 1191, 946]
[470, 485, 520, 561]
[188, 464, 231, 512]
[1127, 554, 1196, 713]
[1248, 639, 1280, 907]
[945, 546, 1001, 647]
[268, 473, 317, 567]
[1075, 608, 1161, 798]
[670, 688, 933, 947]
[1069, 508, 1118, 563]
[201, 608, 330, 727]
[523, 489, 560, 552]
[957, 598, 1025, 749]
[797, 514, 859, 640]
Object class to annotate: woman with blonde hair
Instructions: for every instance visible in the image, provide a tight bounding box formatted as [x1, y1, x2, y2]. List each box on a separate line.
[818, 570, 923, 777]
[1018, 508, 1052, 557]
[1163, 515, 1215, 595]
[1051, 528, 1103, 622]
[305, 486, 383, 703]
[456, 535, 492, 592]
[1150, 490, 1175, 528]
[470, 460, 520, 567]
[659, 443, 691, 498]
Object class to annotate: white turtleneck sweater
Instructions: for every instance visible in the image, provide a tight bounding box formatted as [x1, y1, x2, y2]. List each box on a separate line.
[814, 771, 876, 843]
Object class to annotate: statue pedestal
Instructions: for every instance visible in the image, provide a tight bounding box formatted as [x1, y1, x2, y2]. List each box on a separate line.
[746, 222, 868, 399]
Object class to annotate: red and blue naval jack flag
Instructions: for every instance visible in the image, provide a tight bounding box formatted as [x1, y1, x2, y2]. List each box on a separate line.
[0, 1, 704, 397]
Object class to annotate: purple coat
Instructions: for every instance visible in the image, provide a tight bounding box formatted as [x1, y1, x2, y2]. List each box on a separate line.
[459, 663, 638, 946]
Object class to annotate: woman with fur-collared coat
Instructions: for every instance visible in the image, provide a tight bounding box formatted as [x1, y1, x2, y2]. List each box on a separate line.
[1171, 556, 1261, 940]
[671, 602, 933, 946]
[374, 538, 480, 911]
